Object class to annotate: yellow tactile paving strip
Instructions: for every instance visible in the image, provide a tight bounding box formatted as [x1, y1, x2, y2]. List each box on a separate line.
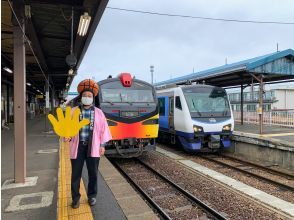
[58, 140, 93, 220]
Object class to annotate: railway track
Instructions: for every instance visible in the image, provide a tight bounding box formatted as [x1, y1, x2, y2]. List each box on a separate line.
[156, 144, 294, 205]
[200, 154, 294, 192]
[220, 154, 294, 178]
[157, 143, 294, 192]
[113, 159, 227, 220]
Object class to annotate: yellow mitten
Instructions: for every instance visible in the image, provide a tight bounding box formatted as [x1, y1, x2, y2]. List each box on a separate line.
[48, 107, 90, 138]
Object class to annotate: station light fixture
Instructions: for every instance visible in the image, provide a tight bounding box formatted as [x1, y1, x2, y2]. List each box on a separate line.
[66, 83, 69, 87]
[77, 12, 91, 36]
[68, 69, 74, 75]
[3, 67, 13, 74]
[26, 82, 31, 86]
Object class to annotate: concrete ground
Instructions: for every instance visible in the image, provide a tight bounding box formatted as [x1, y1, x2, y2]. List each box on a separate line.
[1, 116, 157, 220]
[1, 116, 127, 220]
[82, 167, 126, 220]
[235, 123, 294, 142]
[1, 116, 59, 220]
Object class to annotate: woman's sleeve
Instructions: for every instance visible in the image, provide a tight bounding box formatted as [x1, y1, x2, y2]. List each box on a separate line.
[100, 112, 112, 144]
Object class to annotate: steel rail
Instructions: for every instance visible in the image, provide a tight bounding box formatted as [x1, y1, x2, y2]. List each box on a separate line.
[135, 159, 227, 220]
[201, 155, 294, 192]
[112, 160, 171, 220]
[220, 153, 294, 179]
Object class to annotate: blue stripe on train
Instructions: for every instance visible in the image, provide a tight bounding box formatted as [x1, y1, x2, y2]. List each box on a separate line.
[158, 96, 169, 129]
[159, 127, 231, 150]
[221, 139, 231, 147]
[159, 127, 226, 137]
[159, 116, 169, 129]
[178, 136, 202, 151]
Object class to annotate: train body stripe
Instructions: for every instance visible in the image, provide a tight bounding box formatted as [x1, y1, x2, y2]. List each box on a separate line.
[108, 114, 159, 140]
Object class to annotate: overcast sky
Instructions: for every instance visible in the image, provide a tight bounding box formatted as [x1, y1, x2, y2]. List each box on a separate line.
[69, 0, 294, 92]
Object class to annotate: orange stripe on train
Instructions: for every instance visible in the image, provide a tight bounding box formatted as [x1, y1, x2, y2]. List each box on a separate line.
[108, 115, 159, 140]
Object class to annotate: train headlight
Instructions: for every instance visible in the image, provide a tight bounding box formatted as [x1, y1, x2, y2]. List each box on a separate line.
[193, 125, 203, 133]
[222, 124, 231, 131]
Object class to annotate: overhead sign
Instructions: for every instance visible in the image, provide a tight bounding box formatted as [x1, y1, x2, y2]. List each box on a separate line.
[36, 95, 44, 99]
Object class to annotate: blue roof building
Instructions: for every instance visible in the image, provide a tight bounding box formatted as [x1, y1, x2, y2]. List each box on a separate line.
[155, 49, 294, 88]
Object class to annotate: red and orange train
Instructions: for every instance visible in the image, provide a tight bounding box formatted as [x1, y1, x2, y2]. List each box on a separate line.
[68, 73, 159, 157]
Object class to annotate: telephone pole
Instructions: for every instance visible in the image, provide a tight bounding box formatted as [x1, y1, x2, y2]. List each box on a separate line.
[150, 65, 154, 85]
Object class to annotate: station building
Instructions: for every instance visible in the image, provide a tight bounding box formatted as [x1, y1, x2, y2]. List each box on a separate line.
[227, 85, 294, 112]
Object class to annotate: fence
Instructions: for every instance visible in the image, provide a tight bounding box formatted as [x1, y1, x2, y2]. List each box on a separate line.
[233, 111, 294, 128]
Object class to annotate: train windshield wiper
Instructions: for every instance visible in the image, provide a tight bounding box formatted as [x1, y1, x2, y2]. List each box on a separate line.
[120, 94, 133, 105]
[191, 100, 201, 116]
[195, 109, 202, 117]
[104, 100, 114, 105]
[125, 101, 133, 105]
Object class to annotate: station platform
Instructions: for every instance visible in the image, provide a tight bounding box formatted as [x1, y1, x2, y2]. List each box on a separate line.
[230, 123, 294, 170]
[1, 116, 59, 220]
[1, 116, 157, 220]
[235, 123, 294, 144]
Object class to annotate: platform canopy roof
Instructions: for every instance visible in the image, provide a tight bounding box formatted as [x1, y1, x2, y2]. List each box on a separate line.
[155, 49, 294, 89]
[1, 0, 108, 97]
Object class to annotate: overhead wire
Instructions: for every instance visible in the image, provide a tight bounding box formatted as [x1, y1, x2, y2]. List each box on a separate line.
[6, 0, 52, 91]
[106, 6, 294, 25]
[60, 8, 72, 22]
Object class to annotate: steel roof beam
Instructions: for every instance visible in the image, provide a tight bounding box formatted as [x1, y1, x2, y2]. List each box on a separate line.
[25, 0, 83, 7]
[29, 74, 70, 77]
[25, 16, 49, 73]
[39, 33, 70, 41]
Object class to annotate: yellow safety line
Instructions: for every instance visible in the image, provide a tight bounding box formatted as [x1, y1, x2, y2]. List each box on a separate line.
[260, 133, 294, 137]
[57, 139, 93, 220]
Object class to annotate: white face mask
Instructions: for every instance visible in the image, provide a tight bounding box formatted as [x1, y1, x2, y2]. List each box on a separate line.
[81, 97, 93, 106]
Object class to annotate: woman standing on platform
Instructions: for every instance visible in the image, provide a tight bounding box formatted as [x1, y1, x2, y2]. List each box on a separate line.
[64, 79, 112, 209]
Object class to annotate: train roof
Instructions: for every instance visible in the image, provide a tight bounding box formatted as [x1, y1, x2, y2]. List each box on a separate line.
[156, 84, 223, 93]
[98, 73, 153, 88]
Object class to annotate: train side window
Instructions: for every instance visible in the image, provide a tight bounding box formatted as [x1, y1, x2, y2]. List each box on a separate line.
[158, 98, 165, 116]
[175, 96, 182, 110]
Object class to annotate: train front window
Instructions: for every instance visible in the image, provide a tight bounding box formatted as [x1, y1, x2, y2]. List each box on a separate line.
[183, 87, 230, 117]
[102, 89, 154, 103]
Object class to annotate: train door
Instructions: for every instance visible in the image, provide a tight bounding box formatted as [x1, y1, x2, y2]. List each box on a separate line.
[168, 96, 176, 144]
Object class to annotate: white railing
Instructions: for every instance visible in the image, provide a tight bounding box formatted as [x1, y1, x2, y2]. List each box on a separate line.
[233, 111, 294, 128]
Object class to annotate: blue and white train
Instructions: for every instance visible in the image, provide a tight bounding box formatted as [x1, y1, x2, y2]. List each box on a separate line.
[157, 84, 234, 152]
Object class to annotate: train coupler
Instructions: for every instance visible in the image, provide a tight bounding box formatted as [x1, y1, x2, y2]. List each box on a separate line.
[208, 135, 221, 149]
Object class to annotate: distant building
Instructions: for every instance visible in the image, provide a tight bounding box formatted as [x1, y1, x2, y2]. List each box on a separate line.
[227, 85, 294, 112]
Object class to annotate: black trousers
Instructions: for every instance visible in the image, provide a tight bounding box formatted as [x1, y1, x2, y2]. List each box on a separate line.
[71, 142, 100, 203]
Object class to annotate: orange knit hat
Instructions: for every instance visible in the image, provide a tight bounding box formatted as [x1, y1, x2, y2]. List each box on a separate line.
[77, 79, 99, 96]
